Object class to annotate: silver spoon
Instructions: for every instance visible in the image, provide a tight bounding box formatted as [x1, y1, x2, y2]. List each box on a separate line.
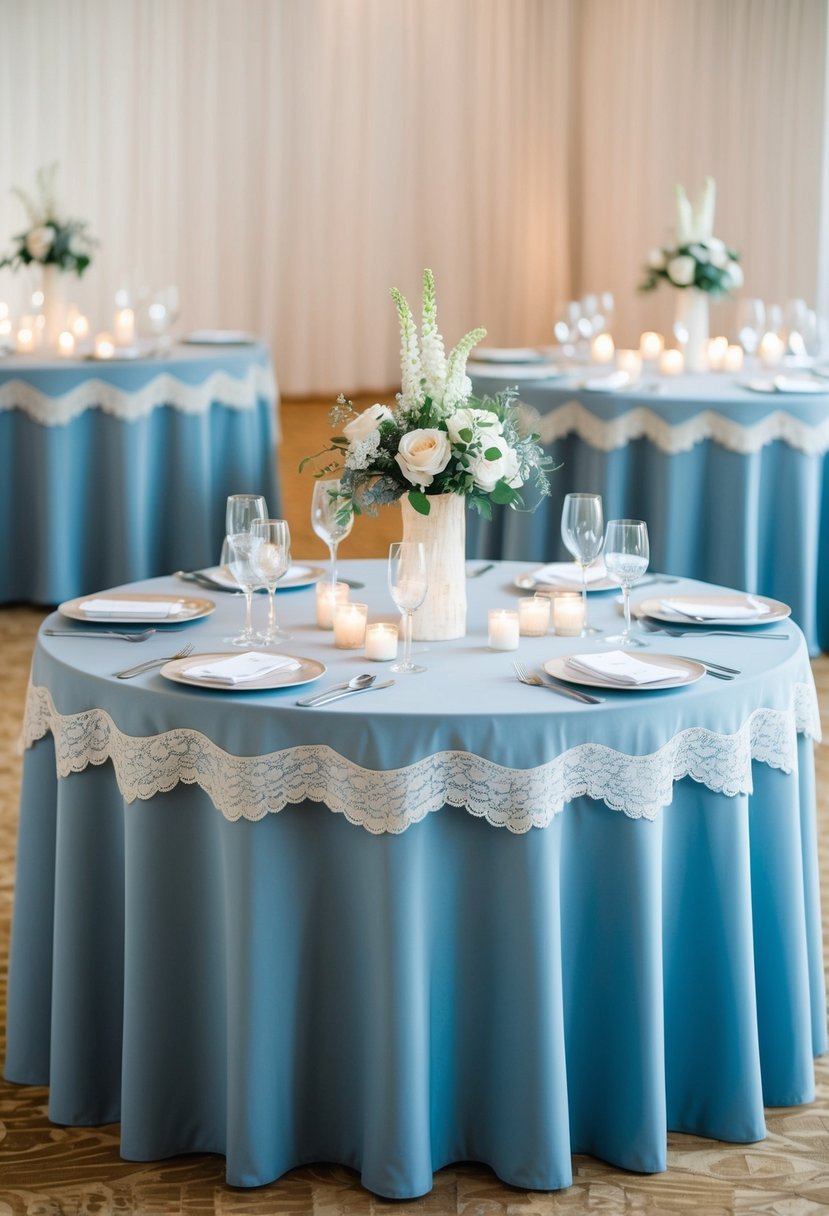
[296, 672, 376, 707]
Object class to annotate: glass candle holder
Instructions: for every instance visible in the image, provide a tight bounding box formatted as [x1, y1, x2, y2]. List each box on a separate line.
[364, 622, 399, 662]
[552, 593, 585, 636]
[518, 595, 551, 636]
[315, 580, 349, 628]
[333, 601, 368, 649]
[488, 609, 520, 651]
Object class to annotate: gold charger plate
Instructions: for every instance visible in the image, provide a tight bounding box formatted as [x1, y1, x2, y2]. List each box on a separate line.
[636, 593, 790, 627]
[160, 651, 326, 692]
[206, 563, 325, 592]
[543, 653, 705, 692]
[59, 593, 215, 624]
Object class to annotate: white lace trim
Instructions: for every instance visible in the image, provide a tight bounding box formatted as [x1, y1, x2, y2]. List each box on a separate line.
[536, 400, 829, 456]
[20, 682, 821, 835]
[0, 362, 276, 426]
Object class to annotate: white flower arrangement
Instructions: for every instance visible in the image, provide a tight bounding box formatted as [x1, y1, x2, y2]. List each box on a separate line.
[640, 177, 742, 297]
[303, 269, 553, 519]
[0, 165, 96, 276]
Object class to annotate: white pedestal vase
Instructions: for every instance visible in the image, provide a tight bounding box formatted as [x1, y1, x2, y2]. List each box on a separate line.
[674, 288, 709, 372]
[400, 492, 467, 640]
[41, 264, 68, 350]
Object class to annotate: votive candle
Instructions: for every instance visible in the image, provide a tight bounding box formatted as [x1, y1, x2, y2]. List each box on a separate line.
[617, 349, 642, 379]
[707, 336, 728, 371]
[364, 622, 399, 661]
[518, 595, 551, 637]
[71, 313, 90, 340]
[315, 580, 349, 628]
[15, 323, 36, 353]
[488, 609, 520, 651]
[758, 332, 784, 368]
[94, 332, 115, 359]
[591, 333, 615, 363]
[659, 348, 684, 376]
[552, 594, 585, 636]
[113, 307, 135, 346]
[639, 331, 664, 361]
[333, 601, 368, 649]
[723, 344, 744, 373]
[57, 330, 75, 358]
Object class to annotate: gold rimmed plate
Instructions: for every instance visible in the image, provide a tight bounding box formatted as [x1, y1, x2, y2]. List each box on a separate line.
[160, 651, 326, 692]
[59, 593, 215, 625]
[204, 563, 325, 592]
[636, 593, 790, 627]
[544, 653, 705, 692]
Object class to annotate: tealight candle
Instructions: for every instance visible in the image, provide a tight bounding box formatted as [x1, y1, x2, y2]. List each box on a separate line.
[723, 344, 744, 373]
[552, 593, 585, 636]
[315, 580, 349, 628]
[639, 331, 664, 361]
[113, 307, 135, 346]
[758, 332, 784, 368]
[0, 317, 13, 341]
[591, 333, 615, 363]
[707, 336, 728, 371]
[57, 330, 75, 358]
[659, 348, 684, 376]
[364, 622, 399, 661]
[518, 595, 551, 637]
[94, 332, 115, 359]
[617, 349, 642, 379]
[0, 302, 8, 320]
[488, 608, 519, 651]
[15, 323, 36, 353]
[71, 313, 90, 340]
[333, 601, 368, 649]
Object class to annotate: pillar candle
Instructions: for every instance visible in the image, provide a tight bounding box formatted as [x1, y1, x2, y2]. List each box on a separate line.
[316, 581, 349, 629]
[364, 622, 399, 661]
[333, 602, 368, 649]
[488, 609, 520, 651]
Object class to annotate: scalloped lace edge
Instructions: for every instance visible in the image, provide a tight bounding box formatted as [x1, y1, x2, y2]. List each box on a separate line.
[0, 363, 276, 426]
[536, 399, 829, 456]
[19, 681, 821, 834]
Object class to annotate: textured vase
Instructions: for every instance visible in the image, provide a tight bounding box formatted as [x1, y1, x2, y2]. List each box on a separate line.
[400, 492, 467, 640]
[41, 264, 68, 349]
[674, 287, 709, 372]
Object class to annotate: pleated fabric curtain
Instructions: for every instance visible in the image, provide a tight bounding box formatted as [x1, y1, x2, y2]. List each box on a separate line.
[0, 0, 825, 394]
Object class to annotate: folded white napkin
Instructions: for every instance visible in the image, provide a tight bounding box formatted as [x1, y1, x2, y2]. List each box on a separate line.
[583, 370, 632, 391]
[567, 650, 679, 685]
[660, 596, 770, 620]
[80, 598, 184, 618]
[772, 375, 826, 395]
[533, 559, 607, 587]
[185, 652, 301, 684]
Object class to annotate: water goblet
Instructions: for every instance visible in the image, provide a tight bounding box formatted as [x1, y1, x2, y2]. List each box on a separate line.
[311, 478, 353, 595]
[561, 492, 604, 636]
[250, 518, 292, 644]
[225, 494, 267, 644]
[388, 541, 428, 674]
[735, 298, 765, 355]
[603, 519, 650, 648]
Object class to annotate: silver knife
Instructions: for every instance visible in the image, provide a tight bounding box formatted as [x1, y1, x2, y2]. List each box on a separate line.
[298, 680, 395, 707]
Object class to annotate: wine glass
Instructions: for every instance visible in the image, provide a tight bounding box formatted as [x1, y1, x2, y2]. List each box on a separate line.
[388, 541, 428, 674]
[603, 519, 650, 649]
[311, 478, 353, 593]
[735, 298, 765, 354]
[560, 493, 604, 636]
[553, 301, 582, 359]
[250, 518, 292, 644]
[225, 494, 267, 644]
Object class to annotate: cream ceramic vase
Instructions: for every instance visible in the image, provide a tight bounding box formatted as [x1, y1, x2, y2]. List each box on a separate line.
[400, 492, 467, 640]
[674, 287, 709, 372]
[41, 264, 68, 349]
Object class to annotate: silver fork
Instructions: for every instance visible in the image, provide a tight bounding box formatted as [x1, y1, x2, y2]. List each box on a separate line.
[513, 661, 604, 705]
[638, 618, 789, 641]
[115, 642, 195, 679]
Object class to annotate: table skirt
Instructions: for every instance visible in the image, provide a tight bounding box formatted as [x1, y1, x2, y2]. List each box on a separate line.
[5, 735, 824, 1198]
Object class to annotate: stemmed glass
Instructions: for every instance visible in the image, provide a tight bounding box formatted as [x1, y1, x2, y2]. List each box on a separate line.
[250, 518, 292, 644]
[388, 542, 428, 674]
[603, 519, 650, 649]
[225, 494, 267, 645]
[311, 479, 353, 594]
[561, 493, 604, 636]
[735, 299, 765, 355]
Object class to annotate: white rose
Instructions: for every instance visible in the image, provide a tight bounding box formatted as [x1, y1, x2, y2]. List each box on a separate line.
[725, 261, 744, 289]
[647, 248, 666, 271]
[343, 403, 393, 443]
[68, 231, 88, 257]
[25, 225, 55, 261]
[707, 237, 726, 254]
[468, 434, 524, 493]
[667, 255, 696, 287]
[688, 243, 709, 263]
[709, 247, 729, 269]
[394, 427, 451, 487]
[445, 407, 503, 444]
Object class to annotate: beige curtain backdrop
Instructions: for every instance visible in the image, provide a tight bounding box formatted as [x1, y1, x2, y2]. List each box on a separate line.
[0, 0, 825, 394]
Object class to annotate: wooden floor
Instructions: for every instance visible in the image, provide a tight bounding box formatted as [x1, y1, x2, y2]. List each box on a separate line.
[0, 394, 827, 1214]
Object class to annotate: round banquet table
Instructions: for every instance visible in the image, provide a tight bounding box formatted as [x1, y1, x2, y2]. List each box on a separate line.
[5, 560, 825, 1198]
[0, 342, 279, 605]
[467, 364, 829, 656]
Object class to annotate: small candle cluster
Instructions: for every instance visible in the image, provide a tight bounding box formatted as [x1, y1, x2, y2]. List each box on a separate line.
[316, 580, 399, 660]
[486, 592, 586, 649]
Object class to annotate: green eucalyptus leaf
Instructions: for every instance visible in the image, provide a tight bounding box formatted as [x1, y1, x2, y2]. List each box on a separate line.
[408, 489, 431, 516]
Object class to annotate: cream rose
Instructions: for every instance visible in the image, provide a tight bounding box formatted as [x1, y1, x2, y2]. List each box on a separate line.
[394, 428, 451, 487]
[469, 434, 523, 493]
[26, 225, 55, 261]
[445, 407, 503, 444]
[343, 403, 393, 443]
[667, 255, 696, 287]
[725, 261, 744, 289]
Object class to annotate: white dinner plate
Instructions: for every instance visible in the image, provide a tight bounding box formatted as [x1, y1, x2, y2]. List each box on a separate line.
[466, 361, 563, 380]
[516, 566, 617, 594]
[544, 653, 705, 692]
[181, 330, 257, 345]
[204, 563, 324, 592]
[636, 593, 791, 627]
[59, 593, 215, 624]
[473, 347, 549, 364]
[161, 651, 326, 692]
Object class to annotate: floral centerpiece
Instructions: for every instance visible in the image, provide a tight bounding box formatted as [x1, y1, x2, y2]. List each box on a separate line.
[305, 268, 553, 639]
[639, 178, 742, 371]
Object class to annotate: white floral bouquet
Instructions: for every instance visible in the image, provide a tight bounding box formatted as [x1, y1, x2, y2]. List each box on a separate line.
[640, 177, 742, 297]
[304, 269, 553, 520]
[0, 164, 96, 276]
